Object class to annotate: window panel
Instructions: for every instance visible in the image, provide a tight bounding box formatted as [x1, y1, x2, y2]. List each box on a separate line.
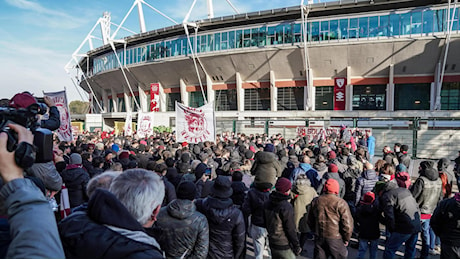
[166, 93, 181, 111]
[369, 16, 379, 37]
[312, 22, 320, 41]
[423, 9, 434, 34]
[278, 87, 304, 110]
[349, 18, 358, 38]
[315, 86, 333, 110]
[411, 11, 422, 35]
[244, 88, 271, 111]
[390, 13, 400, 36]
[339, 19, 348, 39]
[394, 83, 430, 110]
[215, 89, 237, 111]
[320, 21, 329, 41]
[359, 17, 369, 38]
[352, 85, 386, 110]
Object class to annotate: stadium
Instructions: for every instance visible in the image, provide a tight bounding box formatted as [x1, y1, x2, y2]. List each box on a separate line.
[67, 0, 460, 158]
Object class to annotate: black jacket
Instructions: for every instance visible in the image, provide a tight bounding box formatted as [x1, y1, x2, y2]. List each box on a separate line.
[264, 191, 300, 252]
[356, 200, 381, 240]
[61, 165, 90, 208]
[242, 187, 270, 229]
[431, 196, 460, 246]
[162, 178, 177, 207]
[231, 181, 248, 207]
[195, 197, 246, 259]
[58, 189, 164, 258]
[41, 106, 60, 131]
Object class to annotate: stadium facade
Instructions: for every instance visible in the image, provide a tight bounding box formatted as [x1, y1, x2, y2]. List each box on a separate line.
[69, 0, 460, 132]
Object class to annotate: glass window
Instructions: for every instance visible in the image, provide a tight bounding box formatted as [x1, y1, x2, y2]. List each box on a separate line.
[369, 16, 379, 37]
[284, 24, 293, 44]
[235, 30, 243, 48]
[400, 12, 411, 35]
[315, 86, 333, 110]
[349, 18, 358, 39]
[449, 7, 459, 32]
[394, 83, 430, 110]
[412, 11, 422, 35]
[189, 91, 207, 107]
[131, 95, 140, 112]
[268, 26, 276, 45]
[329, 20, 339, 40]
[215, 89, 237, 111]
[243, 29, 251, 47]
[276, 24, 284, 44]
[389, 13, 400, 36]
[434, 9, 446, 33]
[423, 9, 434, 34]
[207, 34, 214, 52]
[228, 31, 235, 49]
[293, 23, 302, 42]
[379, 15, 389, 37]
[278, 87, 304, 110]
[214, 33, 221, 51]
[320, 21, 329, 41]
[118, 97, 126, 112]
[166, 93, 181, 111]
[339, 19, 348, 39]
[352, 85, 386, 110]
[258, 26, 267, 46]
[312, 22, 320, 41]
[441, 82, 460, 110]
[359, 17, 369, 38]
[244, 88, 271, 111]
[221, 32, 228, 50]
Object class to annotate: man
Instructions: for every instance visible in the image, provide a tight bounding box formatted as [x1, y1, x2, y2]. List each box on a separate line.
[308, 178, 353, 259]
[291, 155, 320, 189]
[398, 145, 411, 170]
[264, 177, 302, 258]
[0, 123, 65, 258]
[156, 181, 209, 259]
[383, 146, 397, 166]
[354, 162, 379, 206]
[59, 169, 165, 258]
[380, 179, 421, 258]
[431, 192, 460, 259]
[316, 164, 346, 198]
[411, 160, 443, 258]
[60, 153, 90, 209]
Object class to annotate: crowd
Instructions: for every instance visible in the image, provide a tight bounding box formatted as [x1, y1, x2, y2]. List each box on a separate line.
[0, 92, 460, 259]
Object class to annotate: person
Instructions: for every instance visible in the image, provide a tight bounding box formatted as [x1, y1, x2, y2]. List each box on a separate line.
[437, 157, 454, 199]
[264, 177, 302, 258]
[291, 155, 320, 189]
[366, 133, 375, 163]
[251, 145, 282, 190]
[242, 177, 271, 259]
[354, 162, 379, 206]
[195, 175, 246, 259]
[0, 123, 65, 258]
[398, 145, 411, 170]
[411, 160, 443, 259]
[380, 178, 421, 259]
[431, 192, 460, 259]
[382, 146, 397, 166]
[307, 178, 353, 259]
[155, 181, 209, 259]
[58, 169, 165, 258]
[60, 153, 90, 209]
[231, 171, 248, 208]
[316, 164, 345, 198]
[355, 192, 380, 259]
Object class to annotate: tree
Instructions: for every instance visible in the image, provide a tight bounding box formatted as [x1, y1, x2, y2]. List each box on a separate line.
[69, 100, 89, 114]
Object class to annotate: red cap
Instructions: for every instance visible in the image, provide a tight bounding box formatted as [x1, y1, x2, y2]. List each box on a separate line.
[9, 92, 37, 109]
[182, 142, 188, 147]
[324, 178, 339, 195]
[361, 191, 375, 205]
[328, 163, 339, 173]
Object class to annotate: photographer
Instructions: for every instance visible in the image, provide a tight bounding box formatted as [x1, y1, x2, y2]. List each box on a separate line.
[0, 123, 64, 258]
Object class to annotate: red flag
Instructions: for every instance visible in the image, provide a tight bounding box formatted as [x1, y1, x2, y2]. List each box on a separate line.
[150, 83, 160, 112]
[334, 78, 346, 110]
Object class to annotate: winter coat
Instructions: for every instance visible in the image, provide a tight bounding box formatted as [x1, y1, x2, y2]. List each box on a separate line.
[316, 172, 346, 199]
[307, 193, 353, 242]
[166, 167, 182, 188]
[411, 167, 443, 215]
[327, 158, 348, 174]
[231, 181, 248, 207]
[291, 178, 317, 231]
[242, 187, 270, 229]
[40, 106, 60, 131]
[293, 163, 320, 189]
[380, 180, 421, 234]
[195, 197, 245, 259]
[354, 169, 379, 205]
[195, 179, 213, 199]
[395, 171, 411, 189]
[264, 192, 301, 252]
[356, 200, 381, 240]
[367, 136, 375, 156]
[162, 178, 177, 207]
[251, 151, 282, 188]
[398, 153, 411, 170]
[431, 195, 460, 246]
[58, 189, 164, 258]
[313, 162, 328, 179]
[156, 199, 209, 259]
[61, 165, 90, 208]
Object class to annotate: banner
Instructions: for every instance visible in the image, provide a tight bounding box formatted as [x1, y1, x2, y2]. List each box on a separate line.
[334, 77, 346, 110]
[44, 90, 73, 142]
[137, 112, 155, 138]
[124, 110, 133, 136]
[296, 127, 372, 143]
[150, 83, 160, 112]
[176, 102, 215, 143]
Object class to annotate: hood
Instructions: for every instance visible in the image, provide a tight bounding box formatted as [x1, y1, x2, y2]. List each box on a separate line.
[167, 199, 195, 220]
[299, 163, 313, 172]
[313, 162, 327, 171]
[203, 197, 235, 225]
[383, 179, 399, 192]
[420, 167, 439, 181]
[88, 189, 144, 232]
[437, 158, 450, 172]
[292, 179, 313, 195]
[269, 190, 290, 204]
[363, 169, 378, 180]
[256, 151, 276, 164]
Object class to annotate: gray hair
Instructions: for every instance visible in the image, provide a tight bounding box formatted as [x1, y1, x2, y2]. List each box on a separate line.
[86, 171, 120, 197]
[109, 169, 165, 226]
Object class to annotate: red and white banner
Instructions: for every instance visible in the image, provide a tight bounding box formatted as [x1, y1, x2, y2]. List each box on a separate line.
[296, 127, 372, 143]
[176, 102, 215, 144]
[44, 90, 73, 142]
[124, 110, 133, 136]
[137, 112, 155, 138]
[334, 77, 346, 110]
[150, 83, 160, 112]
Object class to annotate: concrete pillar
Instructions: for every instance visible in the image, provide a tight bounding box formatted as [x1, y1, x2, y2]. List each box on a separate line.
[159, 83, 166, 112]
[236, 72, 244, 112]
[123, 88, 131, 113]
[102, 89, 109, 113]
[346, 66, 353, 111]
[138, 85, 147, 112]
[270, 70, 277, 112]
[206, 74, 215, 105]
[387, 64, 395, 111]
[430, 82, 436, 111]
[180, 79, 189, 107]
[111, 88, 118, 113]
[308, 68, 314, 111]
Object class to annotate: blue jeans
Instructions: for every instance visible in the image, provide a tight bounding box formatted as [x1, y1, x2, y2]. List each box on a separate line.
[358, 238, 378, 259]
[249, 224, 270, 259]
[420, 219, 436, 258]
[383, 232, 418, 259]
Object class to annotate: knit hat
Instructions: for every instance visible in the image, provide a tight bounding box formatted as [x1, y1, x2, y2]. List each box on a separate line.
[324, 178, 339, 195]
[327, 151, 336, 159]
[181, 142, 188, 147]
[275, 177, 292, 194]
[211, 176, 233, 199]
[328, 163, 338, 173]
[95, 142, 104, 150]
[361, 191, 375, 205]
[264, 143, 275, 153]
[111, 144, 120, 153]
[104, 150, 113, 158]
[400, 144, 409, 152]
[396, 164, 407, 173]
[119, 150, 130, 160]
[9, 92, 37, 109]
[194, 163, 208, 179]
[244, 150, 254, 160]
[176, 181, 196, 201]
[69, 153, 82, 165]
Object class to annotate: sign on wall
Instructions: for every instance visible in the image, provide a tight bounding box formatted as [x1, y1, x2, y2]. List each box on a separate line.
[334, 77, 347, 110]
[150, 83, 160, 112]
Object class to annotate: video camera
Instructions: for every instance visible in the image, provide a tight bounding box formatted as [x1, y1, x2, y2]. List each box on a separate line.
[0, 102, 54, 168]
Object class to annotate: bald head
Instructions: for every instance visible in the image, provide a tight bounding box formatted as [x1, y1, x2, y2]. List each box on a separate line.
[364, 162, 374, 170]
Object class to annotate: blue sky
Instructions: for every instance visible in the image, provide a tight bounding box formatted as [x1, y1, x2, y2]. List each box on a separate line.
[0, 0, 322, 102]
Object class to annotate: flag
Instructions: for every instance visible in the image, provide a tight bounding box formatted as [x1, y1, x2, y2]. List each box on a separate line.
[60, 184, 71, 219]
[334, 77, 346, 110]
[124, 110, 133, 136]
[176, 102, 215, 144]
[150, 83, 160, 112]
[137, 112, 155, 138]
[44, 90, 73, 141]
